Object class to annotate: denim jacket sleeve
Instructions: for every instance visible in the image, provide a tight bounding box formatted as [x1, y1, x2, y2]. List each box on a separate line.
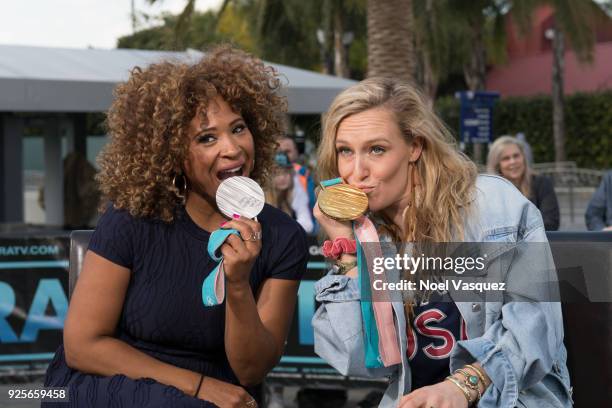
[312, 272, 395, 379]
[450, 223, 565, 408]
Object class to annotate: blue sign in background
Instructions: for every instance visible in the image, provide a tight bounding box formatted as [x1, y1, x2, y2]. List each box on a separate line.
[456, 91, 500, 144]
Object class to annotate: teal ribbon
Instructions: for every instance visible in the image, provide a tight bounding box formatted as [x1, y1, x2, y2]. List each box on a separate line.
[202, 228, 240, 307]
[355, 225, 383, 368]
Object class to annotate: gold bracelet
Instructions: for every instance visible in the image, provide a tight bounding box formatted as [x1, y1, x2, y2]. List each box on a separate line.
[454, 369, 482, 401]
[445, 376, 473, 405]
[465, 364, 488, 387]
[336, 260, 357, 275]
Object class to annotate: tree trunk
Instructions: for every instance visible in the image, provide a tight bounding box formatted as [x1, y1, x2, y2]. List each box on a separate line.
[333, 7, 350, 78]
[367, 0, 415, 81]
[419, 0, 438, 104]
[462, 20, 487, 164]
[552, 26, 566, 163]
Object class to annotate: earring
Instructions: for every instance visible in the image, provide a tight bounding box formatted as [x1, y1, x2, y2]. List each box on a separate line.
[172, 174, 188, 202]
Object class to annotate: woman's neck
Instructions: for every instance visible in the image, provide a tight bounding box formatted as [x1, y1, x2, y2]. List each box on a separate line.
[381, 200, 409, 238]
[185, 193, 226, 232]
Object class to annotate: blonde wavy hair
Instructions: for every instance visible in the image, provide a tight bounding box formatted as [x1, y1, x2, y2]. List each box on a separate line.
[486, 136, 532, 198]
[318, 77, 477, 242]
[97, 45, 286, 222]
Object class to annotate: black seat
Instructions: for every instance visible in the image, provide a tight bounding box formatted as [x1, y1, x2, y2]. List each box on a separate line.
[547, 231, 612, 406]
[68, 230, 93, 299]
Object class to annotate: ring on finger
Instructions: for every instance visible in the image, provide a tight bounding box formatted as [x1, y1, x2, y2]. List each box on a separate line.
[246, 231, 262, 242]
[245, 398, 257, 408]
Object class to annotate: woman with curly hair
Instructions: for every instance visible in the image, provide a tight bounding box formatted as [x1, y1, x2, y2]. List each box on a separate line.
[312, 78, 571, 407]
[43, 46, 308, 408]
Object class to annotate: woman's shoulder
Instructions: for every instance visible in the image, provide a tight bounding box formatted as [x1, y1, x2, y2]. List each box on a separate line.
[467, 175, 543, 238]
[475, 174, 527, 201]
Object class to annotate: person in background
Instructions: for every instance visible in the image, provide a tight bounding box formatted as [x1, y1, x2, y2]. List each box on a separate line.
[515, 132, 533, 165]
[585, 170, 612, 231]
[278, 136, 317, 213]
[266, 151, 314, 233]
[487, 135, 560, 231]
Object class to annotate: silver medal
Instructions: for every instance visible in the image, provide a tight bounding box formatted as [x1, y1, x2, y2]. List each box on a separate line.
[216, 176, 265, 219]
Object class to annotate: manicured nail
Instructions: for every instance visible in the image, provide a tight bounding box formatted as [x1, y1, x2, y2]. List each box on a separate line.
[232, 213, 240, 219]
[220, 221, 228, 227]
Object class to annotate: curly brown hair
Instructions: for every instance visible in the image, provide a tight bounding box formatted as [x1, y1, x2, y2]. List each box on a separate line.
[97, 45, 286, 222]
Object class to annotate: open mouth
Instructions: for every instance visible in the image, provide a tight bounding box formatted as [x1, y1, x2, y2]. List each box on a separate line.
[217, 166, 243, 181]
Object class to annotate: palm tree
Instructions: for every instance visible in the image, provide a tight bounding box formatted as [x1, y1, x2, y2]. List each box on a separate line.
[366, 0, 415, 81]
[146, 0, 197, 49]
[511, 0, 602, 163]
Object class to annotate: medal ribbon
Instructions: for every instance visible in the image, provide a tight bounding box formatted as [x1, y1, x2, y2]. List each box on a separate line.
[201, 228, 240, 307]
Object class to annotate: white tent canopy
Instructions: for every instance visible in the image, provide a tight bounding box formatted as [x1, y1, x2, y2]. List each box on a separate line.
[0, 45, 356, 114]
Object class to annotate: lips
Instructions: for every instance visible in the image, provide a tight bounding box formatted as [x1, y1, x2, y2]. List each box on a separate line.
[217, 163, 244, 180]
[356, 185, 375, 194]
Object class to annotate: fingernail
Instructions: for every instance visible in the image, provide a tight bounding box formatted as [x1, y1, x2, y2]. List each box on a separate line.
[220, 221, 227, 227]
[232, 213, 240, 219]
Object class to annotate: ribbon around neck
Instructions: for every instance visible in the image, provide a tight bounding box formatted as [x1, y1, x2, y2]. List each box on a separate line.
[354, 216, 401, 368]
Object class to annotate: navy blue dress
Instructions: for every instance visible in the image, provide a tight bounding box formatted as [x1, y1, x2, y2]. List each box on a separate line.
[43, 204, 308, 407]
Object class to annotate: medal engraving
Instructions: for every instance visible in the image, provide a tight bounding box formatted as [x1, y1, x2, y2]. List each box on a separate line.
[216, 176, 265, 219]
[318, 183, 368, 221]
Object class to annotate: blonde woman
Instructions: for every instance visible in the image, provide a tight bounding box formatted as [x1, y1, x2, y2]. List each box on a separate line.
[487, 136, 560, 231]
[312, 78, 571, 408]
[265, 151, 314, 233]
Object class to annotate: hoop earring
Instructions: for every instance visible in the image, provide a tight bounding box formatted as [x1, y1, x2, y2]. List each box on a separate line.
[172, 174, 188, 202]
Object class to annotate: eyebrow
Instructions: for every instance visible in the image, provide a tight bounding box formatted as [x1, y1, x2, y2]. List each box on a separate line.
[199, 117, 244, 133]
[335, 137, 390, 145]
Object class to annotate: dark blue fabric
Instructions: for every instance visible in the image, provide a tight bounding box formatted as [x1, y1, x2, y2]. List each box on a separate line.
[43, 203, 307, 407]
[407, 292, 465, 390]
[585, 170, 612, 231]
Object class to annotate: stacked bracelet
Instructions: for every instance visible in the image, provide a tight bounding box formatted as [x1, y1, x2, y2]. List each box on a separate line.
[454, 369, 482, 401]
[465, 364, 488, 386]
[445, 376, 474, 405]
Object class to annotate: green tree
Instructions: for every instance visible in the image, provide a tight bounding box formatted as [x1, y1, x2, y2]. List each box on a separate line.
[117, 10, 225, 50]
[511, 0, 605, 163]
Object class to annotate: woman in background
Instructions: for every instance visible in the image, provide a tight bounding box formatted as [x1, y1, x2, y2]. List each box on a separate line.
[265, 151, 314, 233]
[487, 135, 560, 230]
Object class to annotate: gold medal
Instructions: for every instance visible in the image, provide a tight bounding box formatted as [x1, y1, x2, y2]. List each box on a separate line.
[318, 183, 368, 221]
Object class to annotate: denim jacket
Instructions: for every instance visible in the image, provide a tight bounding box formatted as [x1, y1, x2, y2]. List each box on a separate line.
[312, 175, 573, 407]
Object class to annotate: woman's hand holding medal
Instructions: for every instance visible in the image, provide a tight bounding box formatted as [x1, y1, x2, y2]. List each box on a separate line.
[219, 215, 262, 285]
[315, 179, 369, 278]
[217, 177, 265, 285]
[314, 178, 369, 240]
